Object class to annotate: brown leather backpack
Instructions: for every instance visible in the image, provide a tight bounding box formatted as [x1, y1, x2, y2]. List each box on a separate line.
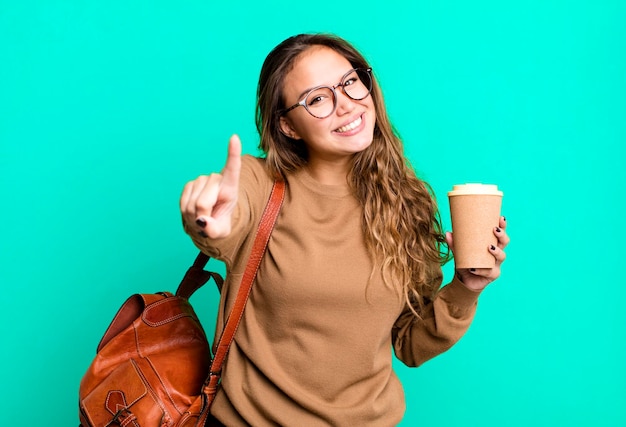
[79, 180, 285, 427]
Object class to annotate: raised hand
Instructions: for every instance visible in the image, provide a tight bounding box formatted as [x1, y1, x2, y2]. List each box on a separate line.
[445, 216, 510, 291]
[180, 135, 242, 239]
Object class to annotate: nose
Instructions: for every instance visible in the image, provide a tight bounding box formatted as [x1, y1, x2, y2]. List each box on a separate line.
[334, 89, 356, 115]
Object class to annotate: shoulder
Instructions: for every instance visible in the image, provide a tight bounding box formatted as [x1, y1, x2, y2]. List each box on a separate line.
[241, 154, 271, 186]
[239, 154, 275, 215]
[241, 154, 266, 170]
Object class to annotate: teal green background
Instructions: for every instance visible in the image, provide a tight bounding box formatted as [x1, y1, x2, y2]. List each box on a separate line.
[1, 0, 624, 425]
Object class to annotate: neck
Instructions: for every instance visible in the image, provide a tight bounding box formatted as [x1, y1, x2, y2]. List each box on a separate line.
[305, 158, 351, 186]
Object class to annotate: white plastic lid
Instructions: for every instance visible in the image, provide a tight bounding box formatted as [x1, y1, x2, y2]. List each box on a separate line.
[448, 183, 503, 196]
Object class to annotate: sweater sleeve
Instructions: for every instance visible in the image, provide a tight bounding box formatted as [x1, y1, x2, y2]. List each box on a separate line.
[392, 276, 481, 367]
[182, 198, 250, 267]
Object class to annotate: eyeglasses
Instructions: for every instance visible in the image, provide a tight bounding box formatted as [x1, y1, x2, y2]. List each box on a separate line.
[280, 68, 373, 119]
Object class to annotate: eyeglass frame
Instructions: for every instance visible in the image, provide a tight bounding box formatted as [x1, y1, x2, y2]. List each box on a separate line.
[279, 67, 373, 119]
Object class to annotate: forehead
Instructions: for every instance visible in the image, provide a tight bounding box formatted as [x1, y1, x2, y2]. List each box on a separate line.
[283, 46, 353, 93]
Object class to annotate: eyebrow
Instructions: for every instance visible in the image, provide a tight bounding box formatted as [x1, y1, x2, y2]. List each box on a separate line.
[295, 69, 353, 101]
[296, 86, 317, 101]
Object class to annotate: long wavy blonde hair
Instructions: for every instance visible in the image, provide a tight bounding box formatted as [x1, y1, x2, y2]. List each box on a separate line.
[255, 34, 450, 315]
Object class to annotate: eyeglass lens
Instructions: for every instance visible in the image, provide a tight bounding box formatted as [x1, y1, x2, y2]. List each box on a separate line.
[305, 69, 372, 118]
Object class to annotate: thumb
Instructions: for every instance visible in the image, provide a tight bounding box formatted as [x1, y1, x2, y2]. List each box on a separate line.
[445, 231, 455, 253]
[220, 134, 242, 192]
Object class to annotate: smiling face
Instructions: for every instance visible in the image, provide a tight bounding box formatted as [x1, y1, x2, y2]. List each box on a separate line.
[279, 46, 376, 171]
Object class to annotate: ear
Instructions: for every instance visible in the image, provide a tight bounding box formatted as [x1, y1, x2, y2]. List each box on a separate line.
[279, 116, 301, 140]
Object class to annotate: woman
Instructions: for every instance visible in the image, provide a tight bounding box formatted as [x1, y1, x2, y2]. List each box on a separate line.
[180, 33, 509, 426]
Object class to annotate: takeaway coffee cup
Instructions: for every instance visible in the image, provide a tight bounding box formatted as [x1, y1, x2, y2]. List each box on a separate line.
[448, 184, 503, 269]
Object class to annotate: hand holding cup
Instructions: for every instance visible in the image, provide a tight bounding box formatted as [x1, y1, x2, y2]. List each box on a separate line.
[447, 184, 509, 291]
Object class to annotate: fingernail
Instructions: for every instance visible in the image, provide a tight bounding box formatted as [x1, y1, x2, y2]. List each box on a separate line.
[495, 227, 501, 233]
[470, 268, 476, 272]
[198, 230, 208, 238]
[196, 218, 207, 227]
[502, 216, 506, 222]
[490, 245, 496, 251]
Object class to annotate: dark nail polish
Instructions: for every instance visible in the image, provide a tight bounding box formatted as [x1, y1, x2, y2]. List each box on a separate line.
[490, 245, 496, 251]
[196, 218, 207, 227]
[495, 227, 501, 233]
[470, 268, 476, 272]
[502, 216, 506, 222]
[198, 230, 208, 238]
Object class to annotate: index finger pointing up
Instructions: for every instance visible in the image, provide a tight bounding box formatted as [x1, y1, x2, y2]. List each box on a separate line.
[221, 134, 242, 191]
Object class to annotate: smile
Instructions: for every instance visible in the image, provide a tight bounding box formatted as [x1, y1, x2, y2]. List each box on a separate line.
[334, 115, 362, 133]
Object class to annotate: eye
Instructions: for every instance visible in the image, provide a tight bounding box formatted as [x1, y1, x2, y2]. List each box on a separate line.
[343, 77, 358, 87]
[308, 95, 326, 106]
[306, 88, 333, 106]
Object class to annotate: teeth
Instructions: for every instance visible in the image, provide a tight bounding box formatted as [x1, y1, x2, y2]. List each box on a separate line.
[335, 116, 362, 133]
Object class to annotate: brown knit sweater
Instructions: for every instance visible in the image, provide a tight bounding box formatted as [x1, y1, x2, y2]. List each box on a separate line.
[186, 155, 480, 426]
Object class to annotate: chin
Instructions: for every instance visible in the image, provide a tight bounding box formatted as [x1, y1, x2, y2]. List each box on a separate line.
[350, 134, 375, 153]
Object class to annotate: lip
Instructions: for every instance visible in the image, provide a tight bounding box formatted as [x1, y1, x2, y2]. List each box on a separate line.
[333, 113, 365, 136]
